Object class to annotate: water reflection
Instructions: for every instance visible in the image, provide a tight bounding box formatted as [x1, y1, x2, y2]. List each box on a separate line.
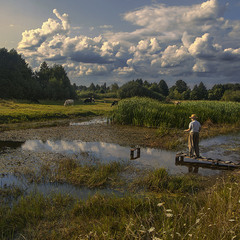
[21, 140, 219, 175]
[200, 133, 240, 162]
[70, 117, 108, 126]
[1, 132, 240, 177]
[0, 174, 122, 200]
[0, 141, 23, 151]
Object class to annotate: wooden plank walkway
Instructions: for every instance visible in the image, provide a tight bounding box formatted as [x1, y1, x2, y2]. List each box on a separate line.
[176, 152, 240, 171]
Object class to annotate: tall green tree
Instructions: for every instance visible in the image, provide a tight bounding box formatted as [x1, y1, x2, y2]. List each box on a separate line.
[197, 82, 208, 100]
[208, 84, 225, 100]
[88, 83, 96, 92]
[158, 79, 169, 96]
[190, 85, 199, 100]
[110, 83, 119, 92]
[0, 48, 40, 99]
[36, 63, 76, 100]
[175, 80, 189, 94]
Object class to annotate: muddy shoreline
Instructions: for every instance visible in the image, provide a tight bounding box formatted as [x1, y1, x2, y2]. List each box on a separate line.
[0, 118, 167, 149]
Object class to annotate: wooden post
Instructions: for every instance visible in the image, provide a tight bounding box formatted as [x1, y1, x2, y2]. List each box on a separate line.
[130, 149, 134, 159]
[130, 147, 141, 160]
[136, 147, 140, 158]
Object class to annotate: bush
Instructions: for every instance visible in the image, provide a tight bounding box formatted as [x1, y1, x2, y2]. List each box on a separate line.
[221, 90, 240, 102]
[118, 81, 165, 101]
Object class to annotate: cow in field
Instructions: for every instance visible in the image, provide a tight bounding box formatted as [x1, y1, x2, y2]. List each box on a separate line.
[174, 101, 181, 105]
[84, 97, 95, 103]
[111, 100, 118, 107]
[64, 99, 74, 106]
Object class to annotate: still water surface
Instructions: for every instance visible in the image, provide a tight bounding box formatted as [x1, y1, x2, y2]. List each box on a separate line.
[1, 132, 239, 198]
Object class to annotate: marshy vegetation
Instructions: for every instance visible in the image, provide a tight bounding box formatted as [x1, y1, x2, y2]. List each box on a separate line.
[112, 97, 240, 129]
[1, 98, 240, 239]
[111, 97, 240, 149]
[1, 159, 240, 239]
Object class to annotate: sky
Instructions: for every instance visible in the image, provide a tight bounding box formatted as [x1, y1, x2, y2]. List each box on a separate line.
[1, 0, 240, 88]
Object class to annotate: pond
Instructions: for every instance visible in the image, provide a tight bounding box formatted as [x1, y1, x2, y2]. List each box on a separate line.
[1, 133, 240, 176]
[1, 126, 239, 198]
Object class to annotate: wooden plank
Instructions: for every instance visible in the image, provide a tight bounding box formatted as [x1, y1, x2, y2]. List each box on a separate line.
[175, 152, 240, 170]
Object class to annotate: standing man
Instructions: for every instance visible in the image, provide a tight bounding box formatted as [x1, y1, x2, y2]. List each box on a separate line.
[184, 114, 201, 158]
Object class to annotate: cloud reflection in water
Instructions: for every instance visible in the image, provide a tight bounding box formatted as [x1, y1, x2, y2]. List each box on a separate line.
[21, 140, 219, 175]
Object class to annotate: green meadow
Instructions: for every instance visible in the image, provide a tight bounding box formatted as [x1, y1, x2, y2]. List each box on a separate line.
[0, 99, 114, 125]
[1, 97, 240, 129]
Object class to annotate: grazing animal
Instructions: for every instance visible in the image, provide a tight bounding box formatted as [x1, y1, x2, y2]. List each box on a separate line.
[111, 100, 118, 107]
[84, 97, 95, 103]
[174, 101, 181, 105]
[64, 99, 74, 106]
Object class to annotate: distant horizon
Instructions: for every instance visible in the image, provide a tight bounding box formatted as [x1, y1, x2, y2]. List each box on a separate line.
[1, 0, 240, 88]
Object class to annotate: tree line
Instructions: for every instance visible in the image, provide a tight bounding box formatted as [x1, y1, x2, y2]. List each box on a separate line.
[0, 48, 76, 100]
[79, 79, 240, 102]
[1, 48, 240, 102]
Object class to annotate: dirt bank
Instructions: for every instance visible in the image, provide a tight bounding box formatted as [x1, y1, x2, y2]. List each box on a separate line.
[0, 118, 170, 149]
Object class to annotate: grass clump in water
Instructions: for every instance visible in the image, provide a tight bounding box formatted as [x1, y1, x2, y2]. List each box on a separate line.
[53, 159, 127, 188]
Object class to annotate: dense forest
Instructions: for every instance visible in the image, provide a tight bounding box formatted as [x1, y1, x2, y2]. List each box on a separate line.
[1, 48, 240, 102]
[0, 48, 76, 100]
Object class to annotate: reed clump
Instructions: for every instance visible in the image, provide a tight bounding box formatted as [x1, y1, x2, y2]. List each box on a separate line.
[112, 97, 240, 129]
[52, 159, 127, 188]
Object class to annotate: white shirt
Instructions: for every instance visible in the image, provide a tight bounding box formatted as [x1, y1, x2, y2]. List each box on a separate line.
[189, 120, 201, 133]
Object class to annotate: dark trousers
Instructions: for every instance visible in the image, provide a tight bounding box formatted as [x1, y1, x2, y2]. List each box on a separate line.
[188, 132, 200, 157]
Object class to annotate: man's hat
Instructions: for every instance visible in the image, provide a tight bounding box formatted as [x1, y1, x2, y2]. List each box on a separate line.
[189, 114, 198, 119]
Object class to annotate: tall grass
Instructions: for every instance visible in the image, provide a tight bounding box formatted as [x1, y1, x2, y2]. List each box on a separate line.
[1, 173, 239, 239]
[53, 159, 127, 188]
[131, 168, 203, 194]
[112, 97, 240, 129]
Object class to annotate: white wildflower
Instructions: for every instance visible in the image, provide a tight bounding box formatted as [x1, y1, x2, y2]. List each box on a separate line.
[153, 237, 162, 240]
[166, 209, 172, 212]
[157, 202, 165, 207]
[148, 227, 155, 233]
[229, 219, 236, 222]
[166, 213, 174, 218]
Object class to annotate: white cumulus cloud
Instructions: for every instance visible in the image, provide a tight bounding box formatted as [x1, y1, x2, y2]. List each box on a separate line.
[17, 0, 240, 86]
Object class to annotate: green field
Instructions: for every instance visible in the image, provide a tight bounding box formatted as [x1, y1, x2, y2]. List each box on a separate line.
[2, 98, 240, 129]
[0, 99, 116, 124]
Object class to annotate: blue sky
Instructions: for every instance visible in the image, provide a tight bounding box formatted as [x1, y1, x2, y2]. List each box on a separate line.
[1, 0, 240, 87]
